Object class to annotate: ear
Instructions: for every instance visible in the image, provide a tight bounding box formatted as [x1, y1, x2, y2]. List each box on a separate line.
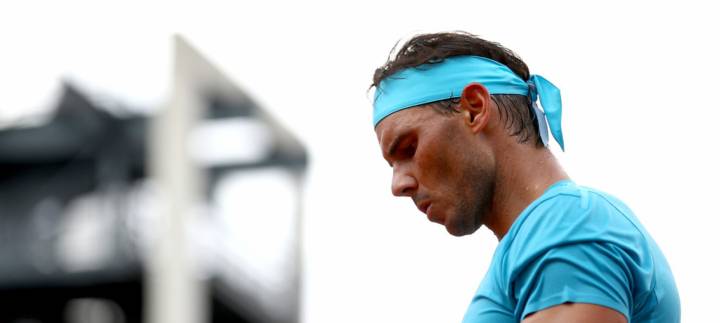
[459, 82, 491, 133]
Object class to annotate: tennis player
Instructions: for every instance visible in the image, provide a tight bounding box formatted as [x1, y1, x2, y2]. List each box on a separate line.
[371, 32, 680, 323]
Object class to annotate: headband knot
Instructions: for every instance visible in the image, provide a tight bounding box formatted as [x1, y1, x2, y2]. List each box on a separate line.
[527, 80, 538, 102]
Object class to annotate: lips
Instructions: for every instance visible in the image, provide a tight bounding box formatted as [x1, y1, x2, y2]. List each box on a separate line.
[416, 200, 431, 214]
[415, 198, 442, 224]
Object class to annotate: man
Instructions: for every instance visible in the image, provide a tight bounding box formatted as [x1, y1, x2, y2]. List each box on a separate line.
[371, 32, 680, 323]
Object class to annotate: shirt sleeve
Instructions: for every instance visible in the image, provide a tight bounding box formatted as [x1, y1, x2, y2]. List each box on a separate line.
[513, 242, 633, 321]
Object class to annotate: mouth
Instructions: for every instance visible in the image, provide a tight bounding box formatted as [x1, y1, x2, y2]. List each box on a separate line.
[416, 200, 431, 214]
[415, 198, 443, 224]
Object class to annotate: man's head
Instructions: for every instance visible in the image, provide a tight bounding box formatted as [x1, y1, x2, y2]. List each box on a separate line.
[373, 32, 543, 147]
[372, 32, 551, 236]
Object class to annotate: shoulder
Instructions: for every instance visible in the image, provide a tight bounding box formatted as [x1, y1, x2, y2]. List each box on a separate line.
[482, 181, 678, 321]
[500, 182, 651, 279]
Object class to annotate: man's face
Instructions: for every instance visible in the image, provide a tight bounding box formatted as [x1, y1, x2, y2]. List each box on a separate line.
[375, 105, 496, 236]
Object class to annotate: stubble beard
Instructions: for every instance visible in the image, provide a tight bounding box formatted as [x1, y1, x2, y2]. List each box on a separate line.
[447, 166, 496, 237]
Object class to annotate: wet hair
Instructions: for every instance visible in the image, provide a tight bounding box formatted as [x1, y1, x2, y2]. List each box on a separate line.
[371, 31, 543, 146]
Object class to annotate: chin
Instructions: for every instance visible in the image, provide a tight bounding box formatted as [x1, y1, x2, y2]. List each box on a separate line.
[444, 220, 477, 237]
[444, 203, 486, 237]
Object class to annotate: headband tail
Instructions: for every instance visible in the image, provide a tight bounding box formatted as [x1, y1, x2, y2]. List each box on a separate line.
[529, 75, 564, 151]
[532, 101, 550, 147]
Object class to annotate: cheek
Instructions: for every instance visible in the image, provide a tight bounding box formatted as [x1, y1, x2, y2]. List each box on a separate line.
[415, 127, 467, 188]
[415, 142, 462, 192]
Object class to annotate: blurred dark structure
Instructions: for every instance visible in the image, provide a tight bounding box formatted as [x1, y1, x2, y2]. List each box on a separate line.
[0, 84, 146, 323]
[0, 37, 307, 323]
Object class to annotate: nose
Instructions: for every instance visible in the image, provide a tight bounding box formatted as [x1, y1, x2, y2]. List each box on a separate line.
[391, 166, 418, 197]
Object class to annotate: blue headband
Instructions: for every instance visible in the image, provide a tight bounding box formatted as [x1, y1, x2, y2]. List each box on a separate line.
[373, 56, 564, 150]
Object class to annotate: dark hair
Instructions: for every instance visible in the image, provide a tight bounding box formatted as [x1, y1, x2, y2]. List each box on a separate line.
[372, 32, 542, 146]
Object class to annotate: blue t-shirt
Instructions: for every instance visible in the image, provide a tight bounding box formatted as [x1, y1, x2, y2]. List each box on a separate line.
[462, 180, 680, 322]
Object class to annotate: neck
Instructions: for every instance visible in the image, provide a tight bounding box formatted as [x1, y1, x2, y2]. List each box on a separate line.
[484, 144, 569, 241]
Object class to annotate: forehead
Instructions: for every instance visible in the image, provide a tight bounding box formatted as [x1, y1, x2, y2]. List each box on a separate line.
[374, 106, 431, 145]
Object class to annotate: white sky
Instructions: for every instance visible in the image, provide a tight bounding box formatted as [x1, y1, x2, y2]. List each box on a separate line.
[1, 1, 718, 322]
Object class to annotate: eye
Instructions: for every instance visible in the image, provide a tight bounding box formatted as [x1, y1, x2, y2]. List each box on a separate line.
[400, 139, 417, 159]
[385, 133, 417, 167]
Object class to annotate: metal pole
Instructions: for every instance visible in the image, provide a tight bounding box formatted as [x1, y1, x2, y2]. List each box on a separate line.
[146, 35, 208, 323]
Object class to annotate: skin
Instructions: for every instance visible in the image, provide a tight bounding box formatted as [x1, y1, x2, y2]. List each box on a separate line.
[375, 83, 627, 323]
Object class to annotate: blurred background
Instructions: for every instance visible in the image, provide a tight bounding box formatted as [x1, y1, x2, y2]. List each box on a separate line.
[0, 1, 718, 323]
